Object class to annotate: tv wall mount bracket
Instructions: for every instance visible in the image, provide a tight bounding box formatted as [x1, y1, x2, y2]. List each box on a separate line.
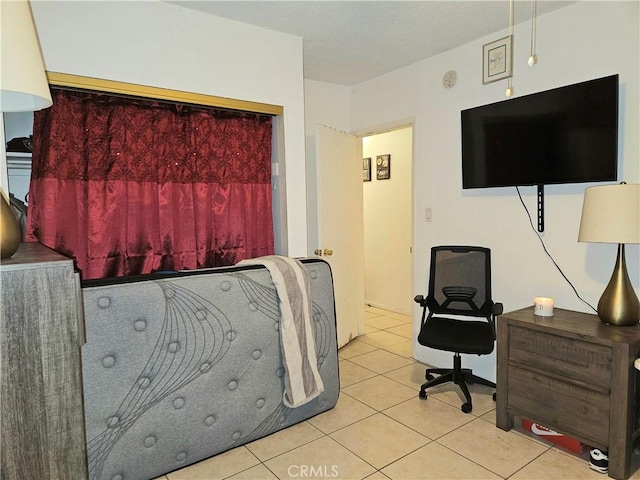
[537, 185, 545, 233]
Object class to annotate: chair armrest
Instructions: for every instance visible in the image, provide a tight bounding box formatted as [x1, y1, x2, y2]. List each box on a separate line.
[414, 295, 427, 307]
[493, 302, 504, 316]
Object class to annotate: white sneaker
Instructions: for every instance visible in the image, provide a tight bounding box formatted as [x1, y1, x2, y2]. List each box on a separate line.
[589, 448, 608, 474]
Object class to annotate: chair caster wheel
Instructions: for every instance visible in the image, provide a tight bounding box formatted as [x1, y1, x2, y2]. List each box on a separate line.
[426, 372, 434, 381]
[492, 392, 497, 401]
[419, 390, 427, 400]
[461, 403, 472, 413]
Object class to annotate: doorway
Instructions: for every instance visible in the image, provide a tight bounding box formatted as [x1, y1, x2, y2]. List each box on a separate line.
[362, 126, 413, 315]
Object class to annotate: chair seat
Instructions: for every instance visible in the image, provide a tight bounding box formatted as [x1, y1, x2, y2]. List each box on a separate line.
[418, 316, 494, 354]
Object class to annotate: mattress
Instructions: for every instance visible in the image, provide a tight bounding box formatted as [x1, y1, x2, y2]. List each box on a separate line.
[80, 258, 340, 480]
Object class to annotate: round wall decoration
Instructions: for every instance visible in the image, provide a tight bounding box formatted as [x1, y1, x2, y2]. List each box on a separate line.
[442, 70, 457, 89]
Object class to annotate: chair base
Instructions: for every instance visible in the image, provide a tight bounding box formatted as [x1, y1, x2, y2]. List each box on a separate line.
[418, 352, 495, 413]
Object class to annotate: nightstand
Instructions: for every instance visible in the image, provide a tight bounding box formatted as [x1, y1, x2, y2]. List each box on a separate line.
[496, 307, 640, 480]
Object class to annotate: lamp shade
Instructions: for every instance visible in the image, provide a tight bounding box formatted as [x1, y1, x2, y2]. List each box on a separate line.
[578, 183, 640, 244]
[0, 0, 52, 112]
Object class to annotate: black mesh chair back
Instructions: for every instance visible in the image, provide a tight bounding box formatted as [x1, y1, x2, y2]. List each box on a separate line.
[427, 246, 492, 318]
[415, 245, 502, 413]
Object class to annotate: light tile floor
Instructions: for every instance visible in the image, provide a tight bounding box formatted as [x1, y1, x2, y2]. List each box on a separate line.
[158, 306, 640, 480]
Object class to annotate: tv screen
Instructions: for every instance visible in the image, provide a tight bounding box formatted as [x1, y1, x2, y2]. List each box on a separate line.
[461, 75, 619, 189]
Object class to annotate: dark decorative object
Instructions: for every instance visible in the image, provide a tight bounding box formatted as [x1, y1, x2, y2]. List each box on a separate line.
[6, 135, 33, 153]
[362, 157, 371, 182]
[376, 154, 390, 180]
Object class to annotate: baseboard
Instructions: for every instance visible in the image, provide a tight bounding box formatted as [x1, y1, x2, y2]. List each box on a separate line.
[364, 300, 411, 316]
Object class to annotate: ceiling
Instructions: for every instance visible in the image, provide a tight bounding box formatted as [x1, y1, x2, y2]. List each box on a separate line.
[168, 1, 575, 86]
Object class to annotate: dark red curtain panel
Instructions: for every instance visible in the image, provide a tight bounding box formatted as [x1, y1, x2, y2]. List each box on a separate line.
[26, 89, 274, 280]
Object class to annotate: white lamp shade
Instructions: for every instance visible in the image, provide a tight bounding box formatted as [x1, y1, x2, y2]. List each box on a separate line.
[578, 183, 640, 244]
[0, 0, 52, 112]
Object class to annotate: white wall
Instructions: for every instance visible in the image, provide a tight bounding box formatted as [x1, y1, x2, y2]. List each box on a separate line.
[349, 1, 639, 380]
[363, 127, 413, 314]
[30, 0, 309, 256]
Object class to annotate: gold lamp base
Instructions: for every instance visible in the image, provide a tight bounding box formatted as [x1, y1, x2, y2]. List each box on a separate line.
[597, 244, 640, 326]
[0, 190, 21, 259]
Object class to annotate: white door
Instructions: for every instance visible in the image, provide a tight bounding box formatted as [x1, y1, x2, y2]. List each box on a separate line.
[315, 125, 364, 348]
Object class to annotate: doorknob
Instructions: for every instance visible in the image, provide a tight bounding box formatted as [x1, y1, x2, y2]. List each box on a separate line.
[323, 248, 333, 257]
[314, 249, 323, 256]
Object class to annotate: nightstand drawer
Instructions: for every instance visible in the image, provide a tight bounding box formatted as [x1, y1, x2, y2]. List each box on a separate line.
[508, 365, 609, 445]
[509, 325, 611, 388]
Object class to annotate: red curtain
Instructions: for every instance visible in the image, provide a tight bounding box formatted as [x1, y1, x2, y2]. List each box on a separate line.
[26, 89, 274, 280]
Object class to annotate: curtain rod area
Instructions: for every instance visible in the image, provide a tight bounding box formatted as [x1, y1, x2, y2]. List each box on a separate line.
[46, 72, 283, 116]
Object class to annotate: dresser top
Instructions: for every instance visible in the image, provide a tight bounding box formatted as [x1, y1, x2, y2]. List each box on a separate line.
[0, 243, 74, 271]
[502, 306, 640, 346]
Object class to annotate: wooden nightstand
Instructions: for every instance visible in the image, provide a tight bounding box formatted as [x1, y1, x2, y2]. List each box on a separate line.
[496, 307, 640, 480]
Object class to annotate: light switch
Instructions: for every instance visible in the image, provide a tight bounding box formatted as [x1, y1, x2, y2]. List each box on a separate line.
[425, 207, 432, 222]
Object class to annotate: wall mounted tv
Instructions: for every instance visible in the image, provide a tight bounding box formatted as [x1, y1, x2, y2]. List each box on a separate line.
[461, 74, 619, 190]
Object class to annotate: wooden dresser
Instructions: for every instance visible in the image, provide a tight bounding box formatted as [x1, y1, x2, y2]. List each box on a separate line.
[496, 307, 640, 480]
[0, 243, 87, 479]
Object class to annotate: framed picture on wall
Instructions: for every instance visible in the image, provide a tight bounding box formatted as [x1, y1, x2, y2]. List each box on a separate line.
[363, 157, 372, 182]
[483, 35, 512, 84]
[376, 154, 390, 180]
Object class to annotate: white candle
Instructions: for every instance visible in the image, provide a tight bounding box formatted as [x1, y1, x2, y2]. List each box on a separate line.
[534, 297, 554, 317]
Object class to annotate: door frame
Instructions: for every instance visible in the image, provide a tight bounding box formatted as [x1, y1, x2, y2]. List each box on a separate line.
[353, 118, 416, 331]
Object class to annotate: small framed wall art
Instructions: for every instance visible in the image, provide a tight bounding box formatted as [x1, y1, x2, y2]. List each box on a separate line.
[376, 154, 391, 180]
[483, 35, 512, 84]
[363, 157, 372, 182]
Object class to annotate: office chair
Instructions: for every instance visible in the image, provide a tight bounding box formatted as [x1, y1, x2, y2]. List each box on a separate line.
[414, 246, 502, 413]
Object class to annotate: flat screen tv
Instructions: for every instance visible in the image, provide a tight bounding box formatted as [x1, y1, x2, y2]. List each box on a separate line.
[461, 74, 619, 189]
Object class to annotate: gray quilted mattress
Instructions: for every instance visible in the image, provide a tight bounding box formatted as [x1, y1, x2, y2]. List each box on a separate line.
[80, 258, 340, 480]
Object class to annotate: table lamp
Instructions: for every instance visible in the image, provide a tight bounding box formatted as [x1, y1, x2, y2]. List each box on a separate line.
[578, 182, 640, 326]
[1, 0, 53, 259]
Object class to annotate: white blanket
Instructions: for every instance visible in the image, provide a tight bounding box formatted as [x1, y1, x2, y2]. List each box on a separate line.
[238, 256, 324, 408]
